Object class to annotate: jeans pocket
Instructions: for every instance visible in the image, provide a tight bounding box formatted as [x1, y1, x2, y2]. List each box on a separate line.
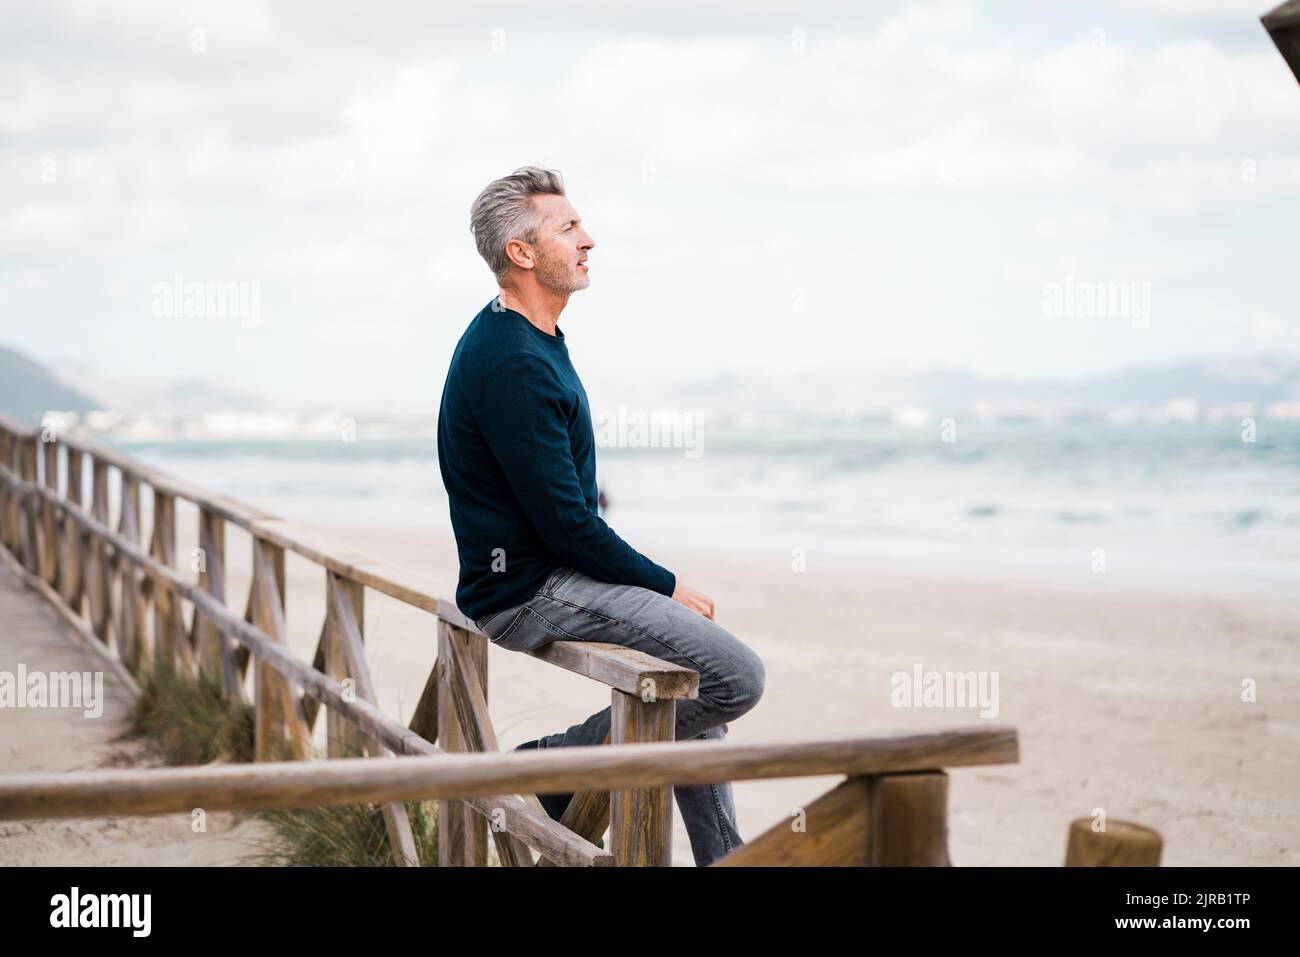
[493, 606, 584, 652]
[478, 606, 526, 643]
[541, 566, 576, 595]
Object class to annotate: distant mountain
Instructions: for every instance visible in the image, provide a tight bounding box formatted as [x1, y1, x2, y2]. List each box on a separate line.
[0, 345, 100, 423]
[7, 343, 1300, 431]
[135, 378, 267, 417]
[44, 355, 268, 418]
[589, 354, 1300, 425]
[913, 355, 1300, 410]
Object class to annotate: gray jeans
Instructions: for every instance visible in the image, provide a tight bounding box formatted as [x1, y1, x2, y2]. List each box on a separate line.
[475, 566, 766, 866]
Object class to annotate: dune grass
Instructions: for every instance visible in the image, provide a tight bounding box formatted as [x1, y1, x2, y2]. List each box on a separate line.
[240, 800, 441, 867]
[120, 659, 255, 765]
[119, 658, 444, 866]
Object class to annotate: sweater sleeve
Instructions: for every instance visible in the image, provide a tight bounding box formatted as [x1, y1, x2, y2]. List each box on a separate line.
[474, 355, 677, 596]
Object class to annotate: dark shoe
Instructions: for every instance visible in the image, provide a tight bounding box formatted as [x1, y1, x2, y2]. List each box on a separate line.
[513, 739, 574, 820]
[513, 739, 604, 850]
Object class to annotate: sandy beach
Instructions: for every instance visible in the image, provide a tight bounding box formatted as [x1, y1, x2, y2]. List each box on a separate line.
[111, 513, 1300, 865]
[3, 511, 1296, 866]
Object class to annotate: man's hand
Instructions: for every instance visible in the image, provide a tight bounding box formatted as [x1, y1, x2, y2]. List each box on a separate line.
[671, 581, 715, 620]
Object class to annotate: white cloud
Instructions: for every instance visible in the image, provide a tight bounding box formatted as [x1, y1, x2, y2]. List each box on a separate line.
[1, 0, 1296, 405]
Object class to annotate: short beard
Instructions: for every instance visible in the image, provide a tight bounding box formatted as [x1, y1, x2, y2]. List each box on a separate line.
[533, 244, 588, 294]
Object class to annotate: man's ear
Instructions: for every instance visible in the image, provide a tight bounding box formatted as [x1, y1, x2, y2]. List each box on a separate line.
[504, 238, 534, 271]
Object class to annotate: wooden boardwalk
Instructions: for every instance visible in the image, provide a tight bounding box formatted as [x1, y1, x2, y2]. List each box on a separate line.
[0, 557, 274, 865]
[0, 558, 138, 777]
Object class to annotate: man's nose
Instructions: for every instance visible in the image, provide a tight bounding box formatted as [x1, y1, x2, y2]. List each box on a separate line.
[579, 231, 595, 251]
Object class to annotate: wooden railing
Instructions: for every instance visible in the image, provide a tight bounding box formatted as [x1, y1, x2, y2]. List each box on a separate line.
[0, 727, 1020, 866]
[0, 413, 1020, 866]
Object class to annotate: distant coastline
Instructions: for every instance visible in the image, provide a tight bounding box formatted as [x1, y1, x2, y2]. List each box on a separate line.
[80, 419, 1300, 585]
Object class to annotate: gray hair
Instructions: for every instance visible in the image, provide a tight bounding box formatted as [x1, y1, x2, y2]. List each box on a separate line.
[469, 165, 566, 278]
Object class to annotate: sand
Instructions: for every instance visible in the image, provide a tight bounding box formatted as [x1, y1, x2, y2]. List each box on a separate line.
[3, 516, 1296, 866]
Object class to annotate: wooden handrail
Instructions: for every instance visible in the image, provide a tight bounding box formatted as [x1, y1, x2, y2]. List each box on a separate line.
[0, 727, 1018, 821]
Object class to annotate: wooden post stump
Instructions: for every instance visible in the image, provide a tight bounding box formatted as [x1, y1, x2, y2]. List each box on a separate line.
[1065, 817, 1162, 866]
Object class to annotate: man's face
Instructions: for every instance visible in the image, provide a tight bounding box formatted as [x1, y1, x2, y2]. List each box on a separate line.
[526, 193, 595, 294]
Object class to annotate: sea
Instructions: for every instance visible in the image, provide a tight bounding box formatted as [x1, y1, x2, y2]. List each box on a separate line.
[104, 421, 1300, 582]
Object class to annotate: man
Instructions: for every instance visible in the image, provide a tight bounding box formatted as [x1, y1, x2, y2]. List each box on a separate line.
[436, 166, 765, 866]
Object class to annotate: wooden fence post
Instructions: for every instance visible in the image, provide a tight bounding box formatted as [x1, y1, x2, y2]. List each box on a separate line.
[150, 490, 192, 677]
[39, 433, 59, 589]
[865, 771, 951, 866]
[324, 572, 366, 759]
[194, 508, 241, 699]
[115, 472, 150, 674]
[18, 436, 39, 575]
[437, 620, 489, 866]
[610, 690, 676, 866]
[0, 429, 13, 555]
[251, 538, 312, 762]
[60, 446, 85, 614]
[87, 459, 112, 644]
[326, 572, 419, 866]
[1065, 818, 1162, 866]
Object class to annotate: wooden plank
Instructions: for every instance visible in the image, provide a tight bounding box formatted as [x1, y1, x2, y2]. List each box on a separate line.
[527, 641, 699, 699]
[236, 584, 253, 679]
[0, 730, 1012, 825]
[408, 659, 440, 745]
[303, 620, 329, 738]
[328, 572, 420, 867]
[713, 776, 872, 866]
[610, 690, 676, 866]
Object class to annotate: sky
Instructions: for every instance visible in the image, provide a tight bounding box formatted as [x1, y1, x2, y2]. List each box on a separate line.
[1, 0, 1298, 415]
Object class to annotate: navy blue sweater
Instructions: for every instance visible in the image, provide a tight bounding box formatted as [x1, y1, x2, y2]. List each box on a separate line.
[437, 297, 676, 621]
